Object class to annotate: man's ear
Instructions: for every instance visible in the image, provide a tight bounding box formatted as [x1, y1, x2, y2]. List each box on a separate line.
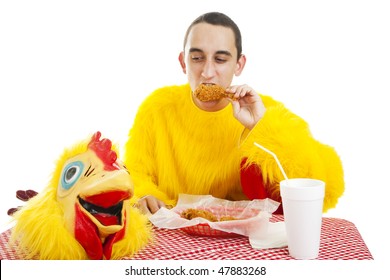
[235, 54, 246, 76]
[178, 52, 187, 74]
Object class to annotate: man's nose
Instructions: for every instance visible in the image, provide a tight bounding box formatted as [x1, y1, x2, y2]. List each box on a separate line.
[201, 60, 216, 79]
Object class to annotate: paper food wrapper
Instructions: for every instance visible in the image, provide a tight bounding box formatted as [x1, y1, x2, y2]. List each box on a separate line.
[149, 194, 280, 239]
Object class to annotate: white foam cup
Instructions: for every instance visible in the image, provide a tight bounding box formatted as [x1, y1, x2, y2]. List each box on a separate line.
[280, 178, 325, 259]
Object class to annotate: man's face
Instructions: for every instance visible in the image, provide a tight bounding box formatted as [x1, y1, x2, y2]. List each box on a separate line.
[179, 23, 245, 112]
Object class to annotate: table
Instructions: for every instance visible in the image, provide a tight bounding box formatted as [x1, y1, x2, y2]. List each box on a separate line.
[0, 216, 373, 260]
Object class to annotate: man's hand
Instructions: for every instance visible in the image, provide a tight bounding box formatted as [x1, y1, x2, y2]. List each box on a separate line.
[136, 195, 166, 216]
[227, 84, 266, 130]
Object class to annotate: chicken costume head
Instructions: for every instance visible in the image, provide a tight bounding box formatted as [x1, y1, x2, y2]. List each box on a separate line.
[11, 131, 151, 260]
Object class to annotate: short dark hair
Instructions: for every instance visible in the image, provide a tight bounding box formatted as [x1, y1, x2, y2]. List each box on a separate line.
[183, 12, 242, 61]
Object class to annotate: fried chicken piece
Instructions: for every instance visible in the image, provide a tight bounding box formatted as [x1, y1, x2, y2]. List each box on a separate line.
[219, 215, 237, 221]
[194, 84, 237, 101]
[180, 208, 239, 222]
[180, 208, 218, 222]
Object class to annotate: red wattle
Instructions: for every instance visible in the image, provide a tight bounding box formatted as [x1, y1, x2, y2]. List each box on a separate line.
[75, 204, 103, 260]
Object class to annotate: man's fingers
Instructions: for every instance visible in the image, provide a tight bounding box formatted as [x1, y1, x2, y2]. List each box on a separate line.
[146, 196, 163, 214]
[137, 195, 166, 215]
[137, 199, 153, 215]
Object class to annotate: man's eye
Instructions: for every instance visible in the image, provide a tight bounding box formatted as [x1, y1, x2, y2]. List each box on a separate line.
[191, 56, 204, 62]
[215, 57, 227, 63]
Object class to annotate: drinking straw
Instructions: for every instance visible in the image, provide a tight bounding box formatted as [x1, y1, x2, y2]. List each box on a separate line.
[254, 142, 289, 181]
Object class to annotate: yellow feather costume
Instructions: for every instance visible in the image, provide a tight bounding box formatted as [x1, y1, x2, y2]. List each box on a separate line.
[11, 132, 151, 260]
[124, 84, 344, 212]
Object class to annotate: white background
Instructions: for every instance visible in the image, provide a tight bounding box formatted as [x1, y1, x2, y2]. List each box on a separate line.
[0, 0, 389, 275]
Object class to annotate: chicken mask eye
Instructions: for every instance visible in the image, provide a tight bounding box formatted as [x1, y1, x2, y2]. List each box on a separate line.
[61, 161, 84, 190]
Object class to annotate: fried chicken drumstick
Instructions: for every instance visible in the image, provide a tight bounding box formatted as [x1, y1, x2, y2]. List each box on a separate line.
[194, 84, 238, 101]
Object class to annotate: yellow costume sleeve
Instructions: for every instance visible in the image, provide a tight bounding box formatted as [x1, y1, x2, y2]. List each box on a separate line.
[240, 95, 344, 212]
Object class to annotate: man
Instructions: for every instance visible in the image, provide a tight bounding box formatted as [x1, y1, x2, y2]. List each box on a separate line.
[124, 12, 344, 215]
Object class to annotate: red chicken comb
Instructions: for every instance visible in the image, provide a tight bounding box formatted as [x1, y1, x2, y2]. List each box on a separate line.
[87, 131, 119, 171]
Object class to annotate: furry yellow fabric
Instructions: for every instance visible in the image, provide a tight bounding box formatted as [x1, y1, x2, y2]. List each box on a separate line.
[11, 133, 151, 259]
[124, 84, 344, 212]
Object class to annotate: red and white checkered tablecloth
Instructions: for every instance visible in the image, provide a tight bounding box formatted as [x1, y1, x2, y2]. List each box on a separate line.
[0, 216, 373, 260]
